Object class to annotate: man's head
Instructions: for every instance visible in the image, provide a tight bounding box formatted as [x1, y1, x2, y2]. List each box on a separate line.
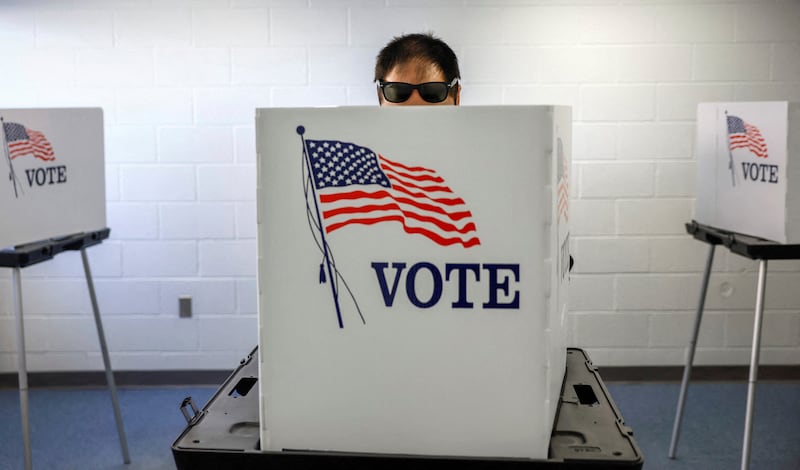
[374, 33, 461, 106]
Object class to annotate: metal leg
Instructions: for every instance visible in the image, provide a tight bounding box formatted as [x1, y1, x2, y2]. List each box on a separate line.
[12, 268, 32, 470]
[81, 248, 131, 464]
[741, 259, 767, 470]
[669, 244, 715, 459]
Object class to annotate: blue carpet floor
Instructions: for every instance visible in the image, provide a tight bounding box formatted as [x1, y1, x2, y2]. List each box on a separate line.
[0, 382, 798, 469]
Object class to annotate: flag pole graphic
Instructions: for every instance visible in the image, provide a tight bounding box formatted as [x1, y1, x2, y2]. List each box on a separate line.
[725, 111, 736, 187]
[1, 117, 21, 199]
[297, 125, 344, 329]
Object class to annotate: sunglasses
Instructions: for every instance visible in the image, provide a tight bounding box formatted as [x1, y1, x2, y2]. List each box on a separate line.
[377, 78, 460, 103]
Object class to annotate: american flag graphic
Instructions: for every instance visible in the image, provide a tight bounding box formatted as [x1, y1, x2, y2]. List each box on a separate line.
[306, 139, 480, 248]
[3, 122, 55, 161]
[727, 115, 768, 159]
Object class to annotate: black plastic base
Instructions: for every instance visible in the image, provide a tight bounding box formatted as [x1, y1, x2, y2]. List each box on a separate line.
[0, 229, 110, 268]
[172, 348, 643, 469]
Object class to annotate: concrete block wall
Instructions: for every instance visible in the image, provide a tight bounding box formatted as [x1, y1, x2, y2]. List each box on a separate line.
[1, 0, 799, 371]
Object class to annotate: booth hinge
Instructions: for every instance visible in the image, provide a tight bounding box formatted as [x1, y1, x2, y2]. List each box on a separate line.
[180, 396, 203, 426]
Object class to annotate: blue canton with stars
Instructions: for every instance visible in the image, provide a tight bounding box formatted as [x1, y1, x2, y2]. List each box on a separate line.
[306, 139, 391, 190]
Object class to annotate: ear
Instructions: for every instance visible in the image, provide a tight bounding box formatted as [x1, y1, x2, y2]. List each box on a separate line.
[377, 86, 384, 106]
[454, 84, 461, 106]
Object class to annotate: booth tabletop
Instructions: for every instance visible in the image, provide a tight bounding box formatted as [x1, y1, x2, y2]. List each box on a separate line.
[0, 228, 110, 268]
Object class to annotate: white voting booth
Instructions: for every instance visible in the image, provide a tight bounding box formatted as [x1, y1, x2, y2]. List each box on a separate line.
[1, 108, 128, 470]
[695, 101, 800, 243]
[255, 106, 570, 459]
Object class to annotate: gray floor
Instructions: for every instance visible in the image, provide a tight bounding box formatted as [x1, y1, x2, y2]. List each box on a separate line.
[0, 382, 799, 469]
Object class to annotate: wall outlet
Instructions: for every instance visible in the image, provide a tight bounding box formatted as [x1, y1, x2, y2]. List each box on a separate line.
[179, 296, 192, 318]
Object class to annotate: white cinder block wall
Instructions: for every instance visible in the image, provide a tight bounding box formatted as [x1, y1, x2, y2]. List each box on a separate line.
[1, 0, 799, 371]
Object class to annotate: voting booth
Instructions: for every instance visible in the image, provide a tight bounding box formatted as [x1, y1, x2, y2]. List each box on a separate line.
[695, 101, 800, 243]
[255, 106, 571, 459]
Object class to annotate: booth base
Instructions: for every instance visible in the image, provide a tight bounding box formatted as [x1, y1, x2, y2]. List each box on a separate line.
[172, 348, 643, 469]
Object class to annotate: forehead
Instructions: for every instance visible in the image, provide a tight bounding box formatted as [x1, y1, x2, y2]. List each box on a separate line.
[384, 60, 446, 83]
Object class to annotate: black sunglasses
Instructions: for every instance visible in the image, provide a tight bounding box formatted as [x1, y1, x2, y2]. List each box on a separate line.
[377, 78, 460, 103]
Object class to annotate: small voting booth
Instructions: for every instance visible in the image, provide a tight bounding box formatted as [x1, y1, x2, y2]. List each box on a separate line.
[1, 108, 128, 469]
[695, 101, 800, 243]
[255, 106, 571, 459]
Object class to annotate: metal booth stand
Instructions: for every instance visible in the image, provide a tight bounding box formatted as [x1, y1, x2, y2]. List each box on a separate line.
[669, 220, 800, 470]
[0, 229, 130, 470]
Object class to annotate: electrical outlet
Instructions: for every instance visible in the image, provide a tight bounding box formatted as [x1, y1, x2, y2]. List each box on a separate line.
[179, 296, 192, 318]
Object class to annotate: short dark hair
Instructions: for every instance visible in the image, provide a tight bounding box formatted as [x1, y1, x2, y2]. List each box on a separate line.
[374, 33, 461, 83]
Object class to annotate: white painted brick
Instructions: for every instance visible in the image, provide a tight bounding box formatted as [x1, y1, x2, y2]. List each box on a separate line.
[197, 164, 256, 201]
[579, 162, 654, 198]
[617, 199, 692, 235]
[618, 123, 693, 160]
[105, 317, 198, 351]
[572, 237, 649, 274]
[578, 6, 656, 44]
[106, 165, 121, 202]
[235, 126, 256, 164]
[768, 260, 800, 274]
[650, 312, 725, 348]
[156, 48, 230, 86]
[194, 87, 270, 125]
[424, 7, 503, 46]
[20, 318, 49, 352]
[349, 7, 427, 47]
[114, 9, 192, 47]
[654, 4, 734, 43]
[615, 274, 698, 311]
[572, 124, 616, 161]
[460, 86, 503, 106]
[726, 313, 800, 348]
[76, 49, 153, 87]
[106, 126, 156, 163]
[656, 84, 735, 121]
[159, 203, 236, 239]
[24, 352, 104, 372]
[122, 241, 198, 277]
[107, 203, 159, 239]
[236, 279, 258, 314]
[499, 7, 585, 45]
[502, 85, 579, 108]
[581, 86, 655, 122]
[36, 10, 112, 48]
[199, 240, 257, 277]
[232, 47, 306, 86]
[1, 89, 37, 108]
[20, 280, 89, 315]
[573, 312, 650, 348]
[762, 273, 800, 310]
[735, 2, 800, 42]
[64, 0, 152, 9]
[193, 8, 269, 47]
[649, 237, 714, 273]
[617, 46, 692, 82]
[569, 199, 615, 236]
[236, 201, 257, 239]
[693, 45, 771, 82]
[462, 46, 537, 84]
[0, 319, 16, 352]
[0, 8, 35, 45]
[774, 44, 800, 81]
[271, 87, 348, 107]
[42, 318, 100, 352]
[0, 49, 75, 87]
[537, 47, 617, 83]
[117, 88, 192, 125]
[271, 8, 347, 45]
[106, 350, 253, 370]
[158, 127, 234, 163]
[238, 0, 307, 5]
[309, 47, 375, 86]
[120, 165, 196, 201]
[0, 281, 11, 316]
[734, 83, 800, 102]
[583, 348, 686, 367]
[655, 161, 695, 197]
[348, 86, 382, 106]
[704, 273, 757, 311]
[198, 317, 258, 350]
[84, 242, 124, 278]
[160, 280, 236, 316]
[568, 274, 614, 311]
[36, 88, 117, 124]
[95, 280, 160, 314]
